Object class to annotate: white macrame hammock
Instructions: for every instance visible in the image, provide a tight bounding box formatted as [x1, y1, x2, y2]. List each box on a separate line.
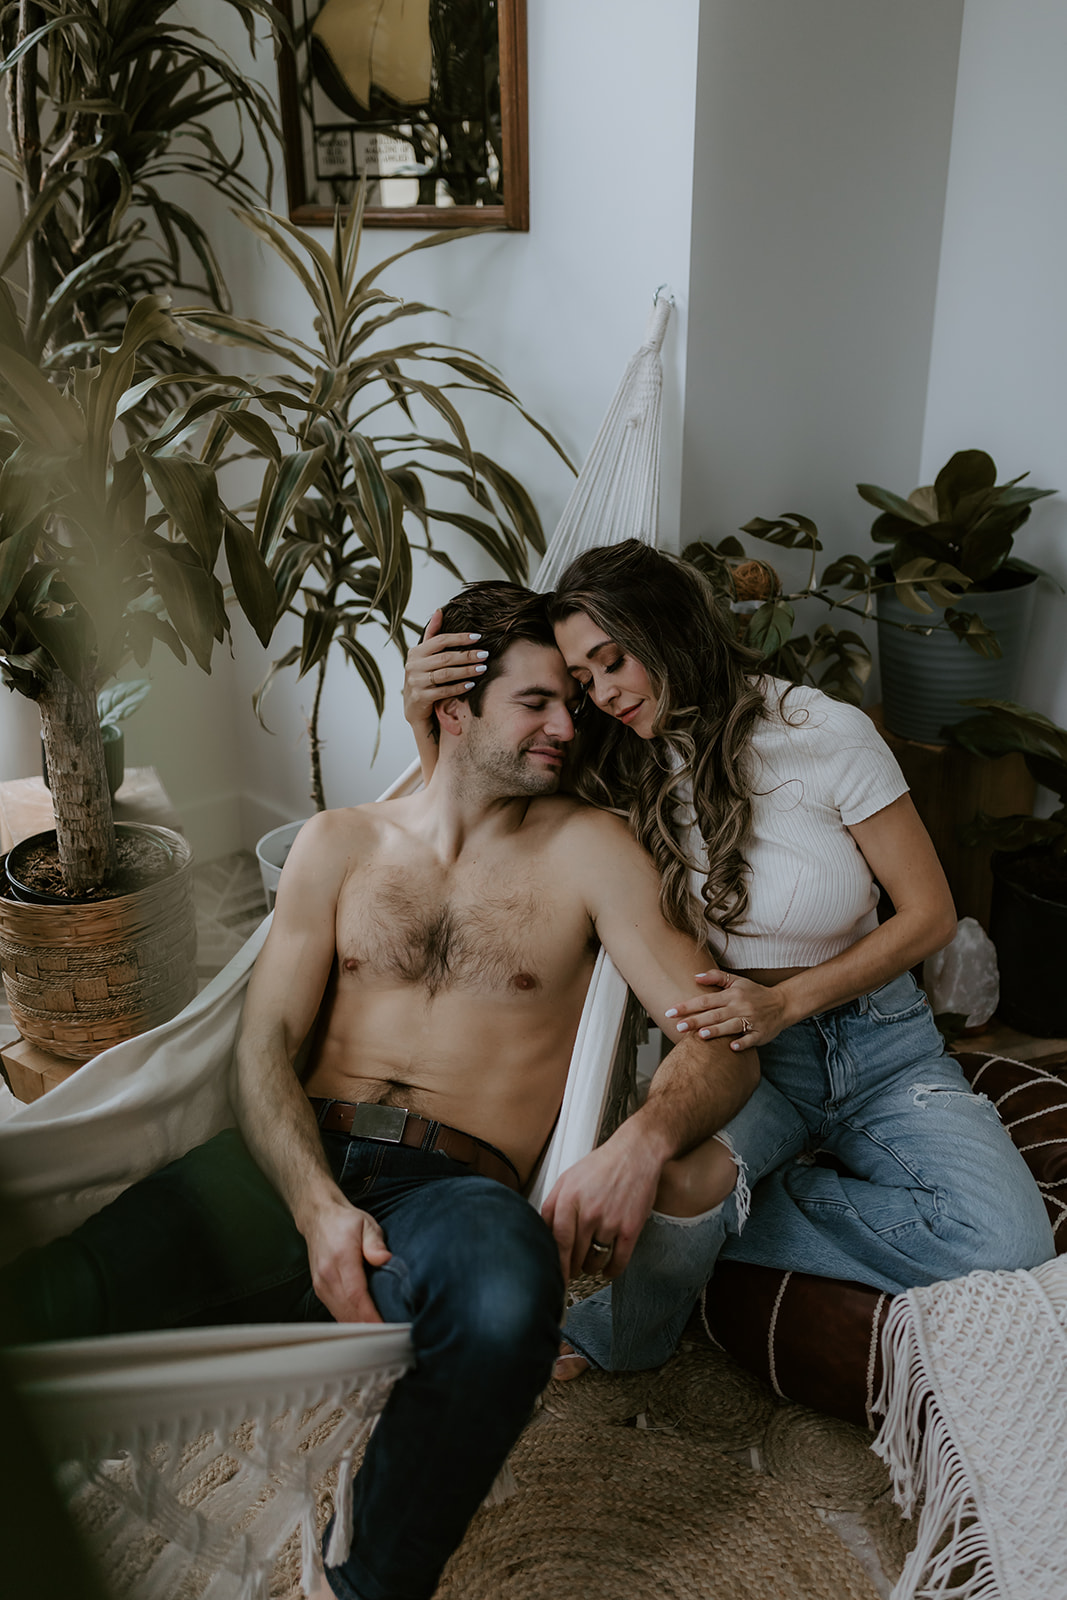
[0, 292, 674, 1600]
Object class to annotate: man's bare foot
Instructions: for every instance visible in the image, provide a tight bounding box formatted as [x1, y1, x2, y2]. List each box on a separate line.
[553, 1341, 590, 1381]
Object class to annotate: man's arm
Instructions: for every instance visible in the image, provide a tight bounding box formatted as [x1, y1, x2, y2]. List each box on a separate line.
[233, 810, 391, 1321]
[542, 811, 758, 1281]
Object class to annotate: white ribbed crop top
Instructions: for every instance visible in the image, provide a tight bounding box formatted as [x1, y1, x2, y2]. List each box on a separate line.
[686, 679, 908, 969]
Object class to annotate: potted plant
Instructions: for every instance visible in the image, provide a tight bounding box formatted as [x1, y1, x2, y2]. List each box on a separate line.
[182, 186, 569, 860]
[948, 699, 1067, 1036]
[857, 450, 1057, 743]
[0, 0, 286, 1058]
[0, 292, 284, 1055]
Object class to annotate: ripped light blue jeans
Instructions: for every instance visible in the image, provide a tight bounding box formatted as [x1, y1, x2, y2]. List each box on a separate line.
[564, 970, 1055, 1371]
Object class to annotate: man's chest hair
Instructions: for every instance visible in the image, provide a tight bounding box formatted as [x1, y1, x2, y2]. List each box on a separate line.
[336, 861, 595, 999]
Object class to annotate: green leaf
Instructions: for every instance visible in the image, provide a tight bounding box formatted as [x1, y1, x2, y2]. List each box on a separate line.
[822, 554, 874, 590]
[0, 525, 38, 617]
[298, 604, 338, 678]
[254, 445, 328, 560]
[97, 678, 151, 727]
[934, 450, 997, 519]
[224, 514, 277, 646]
[148, 543, 224, 671]
[337, 632, 386, 717]
[740, 514, 822, 551]
[0, 344, 86, 450]
[856, 483, 930, 524]
[252, 643, 302, 729]
[747, 598, 796, 657]
[139, 451, 224, 569]
[943, 607, 1002, 659]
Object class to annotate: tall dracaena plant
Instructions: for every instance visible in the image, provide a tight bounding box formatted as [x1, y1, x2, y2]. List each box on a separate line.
[182, 185, 573, 811]
[0, 0, 283, 379]
[0, 291, 279, 892]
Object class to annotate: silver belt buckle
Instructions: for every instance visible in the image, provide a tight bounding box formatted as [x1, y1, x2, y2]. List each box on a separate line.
[349, 1102, 409, 1143]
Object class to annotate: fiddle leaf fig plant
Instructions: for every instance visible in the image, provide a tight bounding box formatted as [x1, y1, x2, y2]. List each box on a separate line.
[182, 184, 573, 810]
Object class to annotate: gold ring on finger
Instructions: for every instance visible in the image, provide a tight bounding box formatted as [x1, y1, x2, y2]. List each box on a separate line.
[738, 1017, 753, 1035]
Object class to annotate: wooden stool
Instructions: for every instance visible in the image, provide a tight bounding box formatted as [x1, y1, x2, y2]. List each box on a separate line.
[0, 1035, 81, 1103]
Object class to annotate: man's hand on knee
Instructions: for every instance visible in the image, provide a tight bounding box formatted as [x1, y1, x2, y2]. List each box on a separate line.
[541, 1123, 663, 1283]
[305, 1201, 392, 1322]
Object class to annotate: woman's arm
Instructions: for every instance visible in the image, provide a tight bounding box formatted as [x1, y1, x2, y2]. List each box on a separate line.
[403, 609, 487, 784]
[667, 793, 958, 1051]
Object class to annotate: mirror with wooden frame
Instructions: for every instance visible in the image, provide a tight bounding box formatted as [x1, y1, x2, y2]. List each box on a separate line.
[277, 0, 528, 229]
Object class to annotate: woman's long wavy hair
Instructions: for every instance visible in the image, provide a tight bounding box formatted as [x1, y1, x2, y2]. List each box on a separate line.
[547, 540, 767, 945]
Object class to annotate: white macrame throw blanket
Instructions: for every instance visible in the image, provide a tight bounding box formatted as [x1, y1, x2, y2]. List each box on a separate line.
[873, 1253, 1067, 1600]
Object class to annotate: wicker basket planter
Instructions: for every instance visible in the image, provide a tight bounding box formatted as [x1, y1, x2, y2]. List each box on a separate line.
[0, 824, 197, 1062]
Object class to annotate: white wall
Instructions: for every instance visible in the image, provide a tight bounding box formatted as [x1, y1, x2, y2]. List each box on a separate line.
[680, 0, 964, 606]
[920, 0, 1067, 725]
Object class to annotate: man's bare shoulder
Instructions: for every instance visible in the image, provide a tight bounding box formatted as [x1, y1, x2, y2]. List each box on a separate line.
[280, 804, 388, 888]
[530, 799, 652, 873]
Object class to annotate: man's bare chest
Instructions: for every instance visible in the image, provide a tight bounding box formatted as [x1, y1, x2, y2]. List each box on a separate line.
[336, 859, 595, 999]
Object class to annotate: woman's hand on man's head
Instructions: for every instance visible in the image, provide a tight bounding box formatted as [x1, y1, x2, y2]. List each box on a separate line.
[403, 609, 488, 732]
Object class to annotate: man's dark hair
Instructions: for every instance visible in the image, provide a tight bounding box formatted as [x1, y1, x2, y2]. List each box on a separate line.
[430, 581, 555, 739]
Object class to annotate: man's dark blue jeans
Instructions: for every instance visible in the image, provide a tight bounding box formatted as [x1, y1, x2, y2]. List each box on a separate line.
[4, 1123, 564, 1600]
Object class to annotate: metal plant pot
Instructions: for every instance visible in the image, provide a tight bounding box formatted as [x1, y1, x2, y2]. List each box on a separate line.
[876, 569, 1037, 745]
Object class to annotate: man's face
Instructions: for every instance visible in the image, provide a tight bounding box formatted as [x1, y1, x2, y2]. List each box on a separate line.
[457, 639, 580, 796]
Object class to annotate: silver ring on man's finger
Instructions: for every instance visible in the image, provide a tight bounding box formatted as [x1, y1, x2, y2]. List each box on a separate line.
[738, 1017, 753, 1035]
[589, 1239, 612, 1258]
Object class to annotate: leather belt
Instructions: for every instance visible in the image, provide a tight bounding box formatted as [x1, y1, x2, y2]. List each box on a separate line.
[308, 1097, 521, 1193]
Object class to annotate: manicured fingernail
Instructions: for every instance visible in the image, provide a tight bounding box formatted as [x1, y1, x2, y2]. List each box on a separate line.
[474, 664, 487, 673]
[469, 633, 481, 640]
[474, 650, 489, 659]
[698, 1029, 711, 1040]
[696, 972, 712, 979]
[730, 1041, 741, 1051]
[664, 1008, 678, 1019]
[676, 1022, 688, 1033]
[464, 682, 475, 690]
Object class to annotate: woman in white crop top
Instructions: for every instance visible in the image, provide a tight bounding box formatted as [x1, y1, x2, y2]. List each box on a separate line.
[405, 540, 1053, 1380]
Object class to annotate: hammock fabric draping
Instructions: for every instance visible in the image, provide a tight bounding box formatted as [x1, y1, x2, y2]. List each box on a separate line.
[0, 292, 674, 1599]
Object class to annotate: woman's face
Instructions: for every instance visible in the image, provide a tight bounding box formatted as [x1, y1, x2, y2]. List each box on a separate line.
[553, 610, 658, 740]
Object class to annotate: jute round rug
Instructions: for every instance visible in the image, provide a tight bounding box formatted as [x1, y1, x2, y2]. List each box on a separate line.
[433, 1419, 879, 1600]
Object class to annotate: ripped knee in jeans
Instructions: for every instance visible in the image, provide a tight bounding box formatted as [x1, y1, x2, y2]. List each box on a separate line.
[654, 1132, 749, 1222]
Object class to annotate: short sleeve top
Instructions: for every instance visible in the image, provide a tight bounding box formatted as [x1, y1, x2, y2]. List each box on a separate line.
[689, 680, 909, 968]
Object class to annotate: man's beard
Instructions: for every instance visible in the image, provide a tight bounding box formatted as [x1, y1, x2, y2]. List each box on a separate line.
[460, 723, 565, 797]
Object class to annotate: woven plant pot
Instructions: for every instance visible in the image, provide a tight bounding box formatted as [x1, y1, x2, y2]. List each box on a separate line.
[0, 824, 197, 1062]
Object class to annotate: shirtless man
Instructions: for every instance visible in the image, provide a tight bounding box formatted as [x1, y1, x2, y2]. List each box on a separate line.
[5, 583, 757, 1600]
